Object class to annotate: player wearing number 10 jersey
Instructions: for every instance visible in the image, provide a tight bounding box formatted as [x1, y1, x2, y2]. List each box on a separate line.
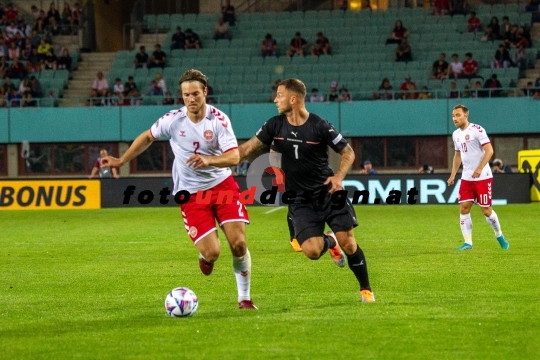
[101, 69, 256, 309]
[447, 104, 509, 251]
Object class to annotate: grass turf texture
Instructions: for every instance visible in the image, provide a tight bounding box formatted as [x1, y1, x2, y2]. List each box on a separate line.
[1, 205, 539, 359]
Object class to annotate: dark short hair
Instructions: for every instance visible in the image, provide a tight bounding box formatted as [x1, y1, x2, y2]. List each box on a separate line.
[128, 76, 134, 80]
[452, 53, 458, 57]
[115, 78, 121, 82]
[179, 69, 208, 89]
[295, 32, 301, 36]
[265, 33, 272, 39]
[465, 52, 472, 57]
[279, 78, 306, 98]
[140, 45, 145, 50]
[316, 32, 323, 36]
[453, 104, 469, 114]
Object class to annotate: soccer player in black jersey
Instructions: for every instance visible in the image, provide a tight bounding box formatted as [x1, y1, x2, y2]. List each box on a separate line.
[238, 79, 375, 303]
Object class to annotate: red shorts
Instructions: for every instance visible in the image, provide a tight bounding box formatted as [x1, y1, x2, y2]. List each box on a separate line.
[180, 176, 249, 243]
[458, 178, 492, 207]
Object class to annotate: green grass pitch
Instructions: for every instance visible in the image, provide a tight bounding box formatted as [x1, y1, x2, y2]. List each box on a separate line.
[1, 205, 539, 359]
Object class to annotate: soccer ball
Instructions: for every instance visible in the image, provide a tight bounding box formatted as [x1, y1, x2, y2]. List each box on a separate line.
[165, 287, 199, 317]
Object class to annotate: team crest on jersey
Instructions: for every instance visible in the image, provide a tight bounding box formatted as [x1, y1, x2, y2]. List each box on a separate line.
[204, 130, 214, 141]
[465, 135, 470, 141]
[188, 226, 198, 238]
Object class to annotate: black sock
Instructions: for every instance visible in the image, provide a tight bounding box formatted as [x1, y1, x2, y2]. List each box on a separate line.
[287, 213, 295, 240]
[347, 244, 371, 291]
[317, 234, 336, 258]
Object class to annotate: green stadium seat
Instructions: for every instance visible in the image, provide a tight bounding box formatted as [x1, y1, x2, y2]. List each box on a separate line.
[143, 14, 157, 31]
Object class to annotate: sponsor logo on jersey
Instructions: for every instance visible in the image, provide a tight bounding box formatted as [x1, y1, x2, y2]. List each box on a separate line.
[291, 131, 298, 137]
[180, 130, 186, 137]
[204, 130, 214, 141]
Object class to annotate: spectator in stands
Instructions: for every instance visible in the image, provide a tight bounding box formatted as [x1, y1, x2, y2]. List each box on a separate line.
[48, 17, 61, 36]
[395, 38, 412, 62]
[386, 20, 409, 45]
[0, 56, 7, 78]
[17, 19, 32, 38]
[163, 92, 175, 105]
[491, 158, 512, 173]
[503, 25, 518, 49]
[286, 32, 308, 57]
[185, 29, 201, 49]
[339, 0, 348, 10]
[29, 30, 41, 49]
[134, 46, 149, 69]
[89, 149, 119, 178]
[483, 74, 502, 97]
[221, 0, 236, 26]
[466, 11, 481, 33]
[21, 38, 33, 61]
[87, 89, 101, 106]
[27, 49, 41, 73]
[146, 72, 167, 96]
[270, 78, 280, 101]
[309, 88, 324, 102]
[5, 21, 21, 39]
[500, 16, 511, 39]
[30, 75, 43, 99]
[522, 81, 540, 99]
[512, 44, 528, 76]
[61, 3, 72, 34]
[46, 2, 61, 27]
[57, 49, 72, 70]
[462, 84, 472, 98]
[113, 78, 124, 104]
[432, 0, 449, 16]
[462, 52, 480, 80]
[4, 3, 18, 23]
[171, 27, 185, 50]
[374, 78, 393, 100]
[261, 33, 277, 57]
[534, 71, 540, 88]
[337, 86, 351, 102]
[0, 38, 7, 59]
[431, 53, 449, 80]
[418, 164, 435, 174]
[491, 44, 511, 70]
[91, 71, 109, 97]
[0, 86, 6, 108]
[7, 86, 21, 107]
[327, 81, 339, 101]
[449, 0, 468, 16]
[37, 39, 51, 60]
[360, 160, 377, 175]
[148, 44, 166, 69]
[71, 3, 82, 33]
[34, 9, 47, 33]
[7, 42, 19, 60]
[482, 17, 502, 42]
[7, 57, 26, 80]
[3, 76, 16, 94]
[19, 76, 34, 107]
[418, 86, 432, 99]
[447, 81, 460, 98]
[400, 76, 418, 99]
[449, 53, 464, 79]
[310, 32, 330, 56]
[213, 17, 230, 40]
[515, 27, 531, 49]
[471, 80, 484, 98]
[124, 83, 142, 106]
[43, 50, 57, 71]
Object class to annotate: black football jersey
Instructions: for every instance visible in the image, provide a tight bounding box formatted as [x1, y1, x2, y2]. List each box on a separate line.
[256, 113, 348, 194]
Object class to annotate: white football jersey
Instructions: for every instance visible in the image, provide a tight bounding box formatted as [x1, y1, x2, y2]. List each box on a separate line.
[452, 123, 492, 181]
[150, 105, 238, 194]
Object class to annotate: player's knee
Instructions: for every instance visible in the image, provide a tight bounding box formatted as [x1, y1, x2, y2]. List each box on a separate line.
[303, 248, 320, 260]
[202, 249, 220, 263]
[229, 239, 247, 257]
[340, 238, 357, 255]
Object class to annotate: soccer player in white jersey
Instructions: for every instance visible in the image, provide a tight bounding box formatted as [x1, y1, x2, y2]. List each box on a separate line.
[101, 69, 257, 309]
[447, 104, 509, 251]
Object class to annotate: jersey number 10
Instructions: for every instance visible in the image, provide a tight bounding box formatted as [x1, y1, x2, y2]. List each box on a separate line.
[461, 143, 468, 152]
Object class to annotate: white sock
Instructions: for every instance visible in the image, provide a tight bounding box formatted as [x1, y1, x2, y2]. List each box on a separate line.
[485, 210, 502, 237]
[460, 213, 473, 245]
[232, 249, 251, 302]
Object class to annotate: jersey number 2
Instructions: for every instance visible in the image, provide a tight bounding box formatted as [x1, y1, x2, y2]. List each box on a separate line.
[193, 141, 200, 154]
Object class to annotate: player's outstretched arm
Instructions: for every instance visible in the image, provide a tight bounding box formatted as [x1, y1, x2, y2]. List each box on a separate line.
[447, 151, 462, 185]
[186, 148, 240, 170]
[238, 136, 266, 160]
[324, 144, 355, 194]
[101, 130, 155, 168]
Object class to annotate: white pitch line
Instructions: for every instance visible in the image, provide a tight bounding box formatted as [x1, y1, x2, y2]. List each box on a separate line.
[264, 206, 285, 214]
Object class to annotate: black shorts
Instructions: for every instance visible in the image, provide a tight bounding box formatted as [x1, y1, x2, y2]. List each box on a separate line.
[289, 193, 358, 244]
